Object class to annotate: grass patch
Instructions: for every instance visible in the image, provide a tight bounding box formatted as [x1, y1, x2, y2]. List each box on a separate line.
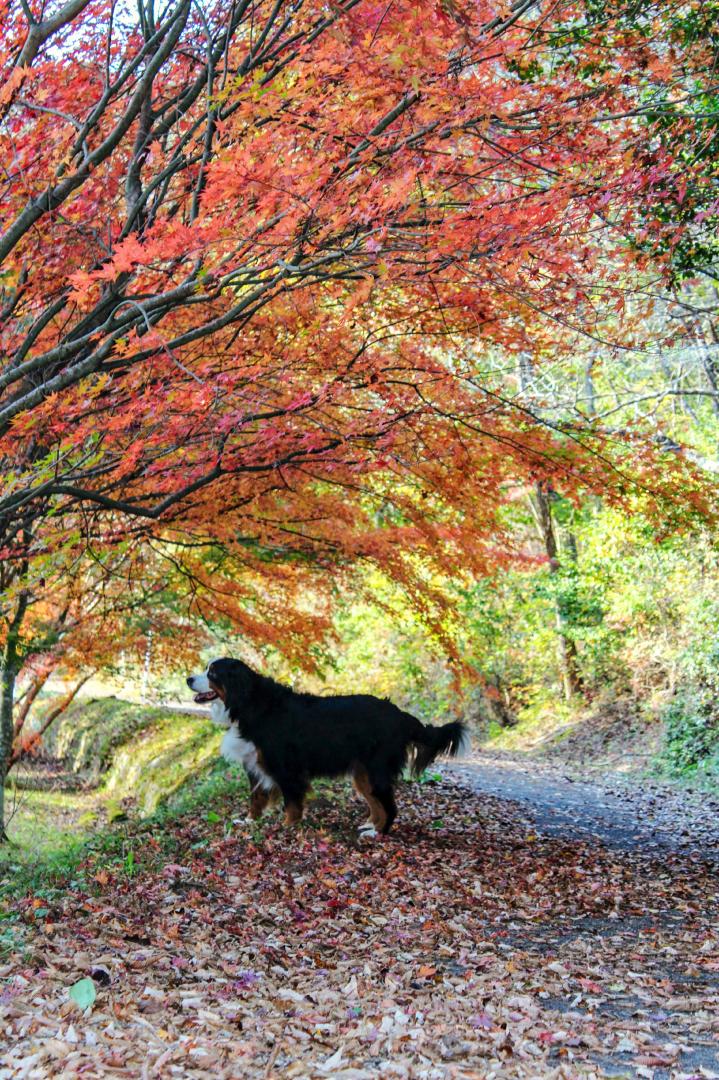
[103, 712, 220, 815]
[0, 698, 233, 950]
[2, 786, 99, 853]
[0, 789, 98, 958]
[1, 760, 247, 899]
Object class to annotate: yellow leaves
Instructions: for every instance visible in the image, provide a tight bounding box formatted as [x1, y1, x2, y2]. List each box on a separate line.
[388, 45, 408, 73]
[112, 332, 141, 361]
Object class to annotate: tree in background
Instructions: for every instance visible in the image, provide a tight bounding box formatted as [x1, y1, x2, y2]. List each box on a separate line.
[1, 0, 717, 829]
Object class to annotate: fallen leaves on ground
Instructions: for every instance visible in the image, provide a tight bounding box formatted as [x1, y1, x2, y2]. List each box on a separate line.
[1, 779, 718, 1078]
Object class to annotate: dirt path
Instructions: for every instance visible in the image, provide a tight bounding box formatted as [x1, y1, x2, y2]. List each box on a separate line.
[445, 753, 719, 864]
[441, 754, 719, 1078]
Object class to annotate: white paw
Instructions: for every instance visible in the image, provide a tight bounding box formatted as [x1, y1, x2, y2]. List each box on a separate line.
[358, 823, 378, 839]
[231, 816, 253, 825]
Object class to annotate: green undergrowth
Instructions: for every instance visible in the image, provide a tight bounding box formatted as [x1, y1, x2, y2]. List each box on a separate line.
[482, 698, 577, 753]
[1, 697, 225, 952]
[103, 712, 220, 815]
[659, 692, 719, 782]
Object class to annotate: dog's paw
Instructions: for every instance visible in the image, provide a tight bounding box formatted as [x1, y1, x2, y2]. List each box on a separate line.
[231, 815, 254, 826]
[357, 823, 378, 839]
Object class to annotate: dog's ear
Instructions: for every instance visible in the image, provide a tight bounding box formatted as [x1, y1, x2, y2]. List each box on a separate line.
[220, 659, 255, 710]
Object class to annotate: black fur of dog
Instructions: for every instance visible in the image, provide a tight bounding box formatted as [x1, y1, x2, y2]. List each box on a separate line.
[187, 657, 469, 835]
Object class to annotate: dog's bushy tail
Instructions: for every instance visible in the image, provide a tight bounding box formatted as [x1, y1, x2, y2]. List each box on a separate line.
[409, 720, 471, 778]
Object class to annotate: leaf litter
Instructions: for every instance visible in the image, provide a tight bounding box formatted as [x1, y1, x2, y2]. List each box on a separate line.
[1, 777, 717, 1078]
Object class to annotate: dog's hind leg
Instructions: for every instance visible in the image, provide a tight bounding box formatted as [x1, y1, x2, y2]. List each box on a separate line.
[374, 785, 397, 834]
[353, 766, 388, 835]
[352, 769, 372, 824]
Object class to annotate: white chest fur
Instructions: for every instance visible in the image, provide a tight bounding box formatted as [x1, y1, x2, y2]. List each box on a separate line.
[220, 725, 257, 769]
[219, 724, 275, 792]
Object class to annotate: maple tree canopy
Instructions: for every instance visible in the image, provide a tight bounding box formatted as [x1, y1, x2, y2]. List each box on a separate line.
[0, 0, 715, 657]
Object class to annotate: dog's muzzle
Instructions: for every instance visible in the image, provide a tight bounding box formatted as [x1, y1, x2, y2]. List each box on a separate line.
[187, 674, 219, 705]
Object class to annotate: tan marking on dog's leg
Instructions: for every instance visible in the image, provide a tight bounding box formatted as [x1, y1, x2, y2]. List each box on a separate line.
[249, 787, 271, 820]
[369, 796, 387, 833]
[352, 771, 371, 821]
[353, 767, 387, 832]
[284, 799, 304, 826]
[350, 774, 366, 804]
[352, 767, 371, 821]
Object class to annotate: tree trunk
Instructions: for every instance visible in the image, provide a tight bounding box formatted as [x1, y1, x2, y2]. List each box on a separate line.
[583, 358, 597, 418]
[703, 314, 719, 418]
[1, 589, 28, 841]
[0, 666, 17, 841]
[532, 484, 583, 701]
[12, 666, 53, 741]
[517, 354, 583, 701]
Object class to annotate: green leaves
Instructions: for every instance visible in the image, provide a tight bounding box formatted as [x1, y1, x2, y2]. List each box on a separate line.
[69, 977, 96, 1012]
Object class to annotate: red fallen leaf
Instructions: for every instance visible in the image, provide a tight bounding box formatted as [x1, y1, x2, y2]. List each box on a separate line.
[417, 965, 437, 978]
[325, 898, 347, 911]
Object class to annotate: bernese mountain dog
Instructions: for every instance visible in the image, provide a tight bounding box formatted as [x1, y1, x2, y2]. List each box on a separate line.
[187, 657, 470, 836]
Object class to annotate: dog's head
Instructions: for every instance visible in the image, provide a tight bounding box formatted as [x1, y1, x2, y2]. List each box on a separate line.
[186, 658, 253, 726]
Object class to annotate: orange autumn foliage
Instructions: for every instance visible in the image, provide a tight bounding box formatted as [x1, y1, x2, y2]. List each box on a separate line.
[0, 0, 715, 668]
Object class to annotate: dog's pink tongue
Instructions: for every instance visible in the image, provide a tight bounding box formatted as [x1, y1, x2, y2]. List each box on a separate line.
[194, 691, 218, 704]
